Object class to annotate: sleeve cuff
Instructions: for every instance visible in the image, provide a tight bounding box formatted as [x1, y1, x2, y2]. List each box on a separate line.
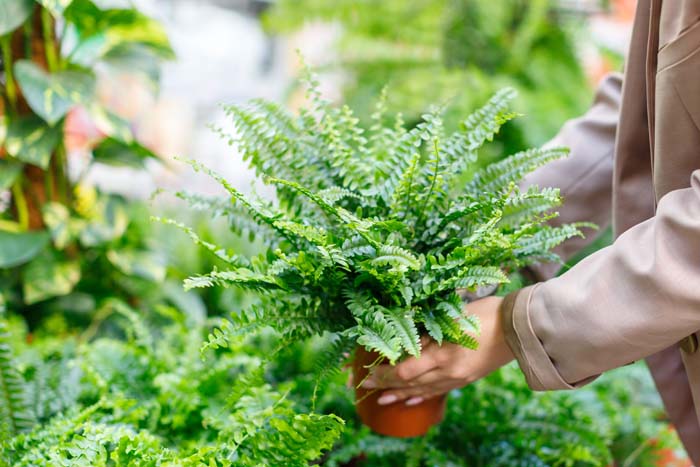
[501, 285, 593, 391]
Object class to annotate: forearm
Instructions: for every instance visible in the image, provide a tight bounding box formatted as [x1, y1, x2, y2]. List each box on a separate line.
[504, 170, 700, 390]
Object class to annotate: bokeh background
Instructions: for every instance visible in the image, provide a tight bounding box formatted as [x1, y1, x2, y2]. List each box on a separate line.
[73, 0, 635, 200]
[4, 0, 695, 465]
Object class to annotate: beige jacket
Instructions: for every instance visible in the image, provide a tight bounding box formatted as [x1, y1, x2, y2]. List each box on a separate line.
[501, 0, 700, 462]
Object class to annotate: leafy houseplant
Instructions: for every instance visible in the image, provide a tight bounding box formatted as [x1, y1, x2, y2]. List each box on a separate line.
[0, 0, 173, 324]
[171, 69, 585, 437]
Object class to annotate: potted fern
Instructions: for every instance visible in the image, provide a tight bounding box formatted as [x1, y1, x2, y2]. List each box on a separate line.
[165, 69, 583, 438]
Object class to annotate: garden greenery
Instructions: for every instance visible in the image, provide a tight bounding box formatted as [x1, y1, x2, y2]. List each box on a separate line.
[0, 306, 677, 466]
[0, 304, 344, 466]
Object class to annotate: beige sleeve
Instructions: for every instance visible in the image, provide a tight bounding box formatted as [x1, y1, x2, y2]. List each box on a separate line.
[522, 73, 622, 281]
[502, 171, 700, 390]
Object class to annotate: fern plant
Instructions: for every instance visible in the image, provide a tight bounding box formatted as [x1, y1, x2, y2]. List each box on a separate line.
[0, 304, 343, 466]
[169, 68, 584, 370]
[0, 320, 35, 442]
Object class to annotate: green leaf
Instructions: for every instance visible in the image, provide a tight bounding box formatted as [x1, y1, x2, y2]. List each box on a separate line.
[0, 0, 33, 36]
[5, 116, 61, 169]
[421, 312, 443, 345]
[0, 230, 50, 268]
[0, 160, 23, 190]
[102, 43, 162, 88]
[79, 197, 129, 246]
[14, 60, 96, 125]
[91, 137, 158, 168]
[0, 115, 6, 145]
[42, 202, 72, 249]
[87, 105, 133, 143]
[36, 0, 74, 16]
[0, 319, 36, 437]
[64, 0, 175, 66]
[23, 254, 81, 305]
[386, 308, 421, 357]
[106, 248, 166, 282]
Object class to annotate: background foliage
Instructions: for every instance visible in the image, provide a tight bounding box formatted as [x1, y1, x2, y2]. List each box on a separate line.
[265, 0, 597, 160]
[0, 0, 687, 466]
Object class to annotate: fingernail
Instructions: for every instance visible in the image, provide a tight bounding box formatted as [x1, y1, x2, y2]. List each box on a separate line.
[362, 379, 377, 389]
[405, 397, 424, 406]
[377, 394, 397, 405]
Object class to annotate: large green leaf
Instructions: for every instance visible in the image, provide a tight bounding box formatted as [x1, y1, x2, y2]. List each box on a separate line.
[87, 104, 133, 143]
[0, 115, 6, 146]
[92, 137, 158, 168]
[0, 0, 33, 36]
[5, 116, 61, 169]
[14, 60, 96, 125]
[0, 160, 23, 190]
[64, 0, 175, 66]
[23, 254, 81, 305]
[0, 231, 50, 268]
[102, 44, 162, 88]
[107, 248, 166, 282]
[42, 202, 72, 249]
[79, 197, 128, 246]
[36, 0, 74, 16]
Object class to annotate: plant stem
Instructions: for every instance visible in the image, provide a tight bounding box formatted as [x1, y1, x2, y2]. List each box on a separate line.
[55, 143, 69, 205]
[45, 159, 56, 202]
[0, 36, 17, 113]
[40, 8, 59, 72]
[11, 179, 30, 230]
[621, 438, 654, 467]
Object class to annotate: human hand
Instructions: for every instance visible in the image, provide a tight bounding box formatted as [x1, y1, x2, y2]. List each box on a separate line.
[361, 296, 514, 406]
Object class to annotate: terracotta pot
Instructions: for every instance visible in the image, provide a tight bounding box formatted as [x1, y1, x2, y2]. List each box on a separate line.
[353, 346, 447, 437]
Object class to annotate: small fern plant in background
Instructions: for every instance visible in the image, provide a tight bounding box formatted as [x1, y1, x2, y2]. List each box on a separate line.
[165, 67, 584, 371]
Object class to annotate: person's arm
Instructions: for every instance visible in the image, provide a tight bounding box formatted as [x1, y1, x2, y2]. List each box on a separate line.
[503, 171, 700, 390]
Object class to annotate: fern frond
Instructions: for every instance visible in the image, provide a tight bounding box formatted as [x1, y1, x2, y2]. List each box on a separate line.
[436, 294, 480, 336]
[465, 147, 569, 195]
[0, 320, 35, 438]
[385, 308, 421, 357]
[429, 266, 509, 295]
[184, 268, 284, 292]
[433, 310, 479, 350]
[153, 216, 248, 266]
[514, 224, 584, 259]
[310, 332, 355, 411]
[370, 245, 421, 272]
[499, 186, 561, 228]
[317, 186, 364, 205]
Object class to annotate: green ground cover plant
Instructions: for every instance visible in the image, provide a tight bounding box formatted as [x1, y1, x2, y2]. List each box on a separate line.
[0, 305, 679, 467]
[0, 305, 343, 466]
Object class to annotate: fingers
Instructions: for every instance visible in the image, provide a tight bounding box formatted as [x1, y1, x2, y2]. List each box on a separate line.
[376, 385, 445, 405]
[364, 354, 437, 389]
[364, 341, 442, 389]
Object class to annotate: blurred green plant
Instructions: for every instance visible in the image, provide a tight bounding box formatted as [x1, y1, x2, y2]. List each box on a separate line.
[265, 0, 596, 159]
[0, 0, 174, 325]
